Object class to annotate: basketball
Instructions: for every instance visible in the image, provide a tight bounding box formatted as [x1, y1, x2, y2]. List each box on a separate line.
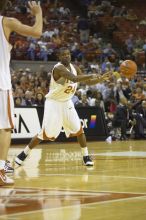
[120, 60, 137, 78]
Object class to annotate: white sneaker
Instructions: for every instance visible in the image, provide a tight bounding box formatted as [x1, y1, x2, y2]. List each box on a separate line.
[106, 136, 112, 144]
[4, 160, 14, 173]
[0, 169, 14, 186]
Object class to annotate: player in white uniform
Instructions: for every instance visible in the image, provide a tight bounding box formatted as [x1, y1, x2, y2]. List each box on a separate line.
[15, 48, 111, 166]
[0, 0, 42, 186]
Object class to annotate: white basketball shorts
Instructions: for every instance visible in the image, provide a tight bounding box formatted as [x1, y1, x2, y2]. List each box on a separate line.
[0, 90, 15, 129]
[38, 99, 83, 140]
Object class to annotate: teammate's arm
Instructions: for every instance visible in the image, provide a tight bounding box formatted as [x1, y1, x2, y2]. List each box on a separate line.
[54, 64, 97, 83]
[5, 1, 42, 38]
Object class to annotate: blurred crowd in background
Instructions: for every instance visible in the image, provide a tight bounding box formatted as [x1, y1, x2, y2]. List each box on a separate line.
[5, 0, 146, 139]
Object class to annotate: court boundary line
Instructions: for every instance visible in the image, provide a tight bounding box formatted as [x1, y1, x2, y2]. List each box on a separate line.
[37, 173, 146, 180]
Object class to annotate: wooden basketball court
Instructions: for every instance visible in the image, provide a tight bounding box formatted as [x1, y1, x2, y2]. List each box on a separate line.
[1, 140, 146, 220]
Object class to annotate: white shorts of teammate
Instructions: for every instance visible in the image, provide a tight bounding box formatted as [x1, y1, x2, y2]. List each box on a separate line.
[0, 90, 15, 129]
[38, 99, 83, 140]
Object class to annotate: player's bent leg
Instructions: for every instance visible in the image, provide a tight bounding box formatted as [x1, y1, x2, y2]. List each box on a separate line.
[77, 133, 94, 166]
[15, 151, 28, 166]
[63, 103, 94, 166]
[15, 135, 42, 166]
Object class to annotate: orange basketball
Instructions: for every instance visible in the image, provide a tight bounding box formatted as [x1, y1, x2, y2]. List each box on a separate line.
[120, 60, 137, 78]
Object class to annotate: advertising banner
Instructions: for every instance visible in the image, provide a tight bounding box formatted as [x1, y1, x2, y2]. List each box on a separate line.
[12, 107, 108, 141]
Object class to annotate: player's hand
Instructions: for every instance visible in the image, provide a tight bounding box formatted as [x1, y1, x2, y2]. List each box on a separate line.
[90, 74, 98, 79]
[28, 1, 42, 16]
[101, 71, 112, 81]
[97, 71, 112, 83]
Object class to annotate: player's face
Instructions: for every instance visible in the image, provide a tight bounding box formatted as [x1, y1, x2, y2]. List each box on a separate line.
[59, 50, 71, 66]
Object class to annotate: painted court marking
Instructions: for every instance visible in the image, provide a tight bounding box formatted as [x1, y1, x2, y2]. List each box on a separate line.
[92, 151, 146, 157]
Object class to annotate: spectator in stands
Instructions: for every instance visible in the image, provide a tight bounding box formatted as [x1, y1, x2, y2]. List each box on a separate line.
[76, 93, 89, 107]
[114, 80, 132, 103]
[102, 43, 117, 60]
[43, 15, 49, 26]
[125, 9, 138, 21]
[14, 88, 26, 105]
[143, 84, 146, 96]
[101, 57, 113, 72]
[90, 59, 100, 72]
[52, 34, 62, 47]
[89, 90, 105, 110]
[77, 16, 90, 43]
[132, 87, 146, 103]
[14, 97, 23, 107]
[57, 6, 70, 19]
[102, 80, 115, 112]
[110, 5, 119, 17]
[125, 34, 135, 54]
[24, 90, 35, 106]
[134, 100, 146, 139]
[27, 40, 36, 60]
[111, 5, 127, 17]
[94, 5, 104, 17]
[39, 45, 48, 61]
[142, 39, 146, 52]
[135, 36, 143, 49]
[87, 0, 98, 18]
[42, 29, 54, 39]
[119, 5, 127, 17]
[72, 90, 81, 106]
[71, 43, 84, 61]
[101, 0, 111, 8]
[112, 98, 133, 140]
[107, 18, 118, 39]
[139, 17, 146, 26]
[34, 92, 45, 106]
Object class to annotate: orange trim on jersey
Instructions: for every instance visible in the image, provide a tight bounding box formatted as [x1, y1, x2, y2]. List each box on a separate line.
[43, 129, 55, 141]
[7, 91, 14, 129]
[69, 125, 84, 138]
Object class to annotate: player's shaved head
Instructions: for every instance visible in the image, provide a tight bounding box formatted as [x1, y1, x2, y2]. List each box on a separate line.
[59, 47, 69, 55]
[0, 0, 9, 12]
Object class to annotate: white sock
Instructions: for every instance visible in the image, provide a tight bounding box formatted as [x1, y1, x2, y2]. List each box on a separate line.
[23, 146, 31, 155]
[82, 147, 88, 157]
[0, 160, 5, 170]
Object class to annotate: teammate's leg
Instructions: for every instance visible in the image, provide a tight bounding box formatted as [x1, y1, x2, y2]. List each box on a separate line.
[0, 129, 11, 161]
[0, 129, 14, 185]
[0, 91, 14, 185]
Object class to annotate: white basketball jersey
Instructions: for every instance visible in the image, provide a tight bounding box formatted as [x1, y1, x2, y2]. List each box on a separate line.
[0, 16, 12, 90]
[46, 62, 78, 102]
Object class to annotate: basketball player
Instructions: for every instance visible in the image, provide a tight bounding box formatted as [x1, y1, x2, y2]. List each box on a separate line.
[15, 48, 111, 167]
[0, 1, 42, 186]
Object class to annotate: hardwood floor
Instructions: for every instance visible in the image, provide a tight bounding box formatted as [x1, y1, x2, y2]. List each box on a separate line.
[1, 140, 146, 220]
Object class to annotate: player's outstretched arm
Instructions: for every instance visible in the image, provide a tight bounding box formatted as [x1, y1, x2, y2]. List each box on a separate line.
[75, 65, 112, 85]
[55, 64, 98, 83]
[5, 1, 42, 38]
[84, 71, 113, 85]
